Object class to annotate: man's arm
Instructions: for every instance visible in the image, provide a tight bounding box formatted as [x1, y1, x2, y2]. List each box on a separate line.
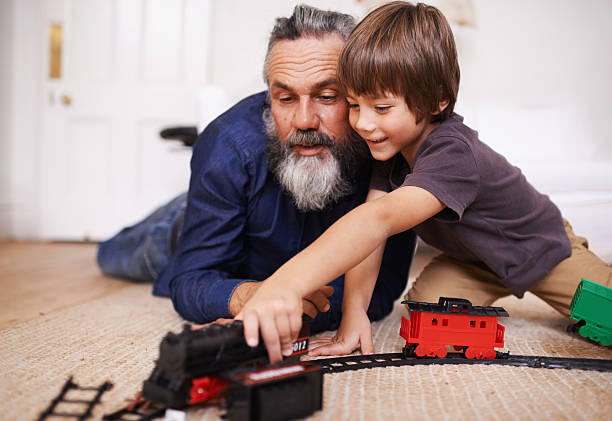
[167, 127, 251, 323]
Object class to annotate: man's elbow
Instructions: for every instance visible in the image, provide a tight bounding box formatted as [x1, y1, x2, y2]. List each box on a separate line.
[169, 279, 210, 324]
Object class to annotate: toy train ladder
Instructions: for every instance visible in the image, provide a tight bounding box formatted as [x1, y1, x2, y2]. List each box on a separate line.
[37, 376, 112, 421]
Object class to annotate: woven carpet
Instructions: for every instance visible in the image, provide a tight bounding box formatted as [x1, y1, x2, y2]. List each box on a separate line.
[1, 281, 611, 420]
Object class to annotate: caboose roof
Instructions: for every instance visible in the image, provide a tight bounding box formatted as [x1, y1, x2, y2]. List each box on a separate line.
[401, 297, 509, 317]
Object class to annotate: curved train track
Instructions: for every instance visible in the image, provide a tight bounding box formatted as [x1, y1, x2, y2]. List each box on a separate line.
[311, 351, 612, 373]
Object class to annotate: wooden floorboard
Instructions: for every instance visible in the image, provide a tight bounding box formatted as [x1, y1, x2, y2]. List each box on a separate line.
[0, 242, 132, 329]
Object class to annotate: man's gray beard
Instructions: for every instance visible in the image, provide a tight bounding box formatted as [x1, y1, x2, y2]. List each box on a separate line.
[263, 107, 368, 211]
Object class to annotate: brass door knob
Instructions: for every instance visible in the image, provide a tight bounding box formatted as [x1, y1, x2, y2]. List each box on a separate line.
[61, 94, 72, 106]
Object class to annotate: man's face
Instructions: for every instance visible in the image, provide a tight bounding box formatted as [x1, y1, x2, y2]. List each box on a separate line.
[267, 35, 352, 154]
[264, 35, 368, 211]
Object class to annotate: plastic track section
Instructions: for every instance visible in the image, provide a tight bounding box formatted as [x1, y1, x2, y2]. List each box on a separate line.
[37, 376, 113, 421]
[312, 352, 612, 373]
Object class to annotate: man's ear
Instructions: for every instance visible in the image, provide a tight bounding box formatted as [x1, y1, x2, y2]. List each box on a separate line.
[432, 99, 450, 116]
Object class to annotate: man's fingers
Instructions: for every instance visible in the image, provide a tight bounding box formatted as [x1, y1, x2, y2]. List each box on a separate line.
[190, 318, 234, 331]
[302, 299, 318, 318]
[304, 290, 330, 313]
[320, 285, 334, 298]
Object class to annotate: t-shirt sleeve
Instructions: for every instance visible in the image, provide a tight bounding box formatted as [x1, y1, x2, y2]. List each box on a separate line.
[369, 159, 393, 192]
[401, 137, 480, 222]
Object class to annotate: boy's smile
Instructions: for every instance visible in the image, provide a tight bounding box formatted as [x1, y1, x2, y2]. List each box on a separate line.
[346, 93, 442, 165]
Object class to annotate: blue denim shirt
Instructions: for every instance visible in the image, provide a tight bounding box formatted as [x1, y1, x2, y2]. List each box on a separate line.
[154, 92, 416, 332]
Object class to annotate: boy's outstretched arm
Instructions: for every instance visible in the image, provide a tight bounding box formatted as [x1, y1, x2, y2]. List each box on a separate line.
[237, 186, 444, 362]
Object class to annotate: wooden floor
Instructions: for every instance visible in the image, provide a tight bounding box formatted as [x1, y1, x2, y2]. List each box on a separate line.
[0, 241, 436, 330]
[0, 242, 131, 329]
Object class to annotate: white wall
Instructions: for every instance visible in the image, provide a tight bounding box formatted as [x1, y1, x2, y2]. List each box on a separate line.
[207, 0, 363, 103]
[450, 0, 612, 261]
[0, 0, 14, 237]
[456, 0, 612, 162]
[2, 0, 612, 260]
[4, 0, 43, 239]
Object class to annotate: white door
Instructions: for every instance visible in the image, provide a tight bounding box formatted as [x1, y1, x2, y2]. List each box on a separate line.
[39, 0, 212, 240]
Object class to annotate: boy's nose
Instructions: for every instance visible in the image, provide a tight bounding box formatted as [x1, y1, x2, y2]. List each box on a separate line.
[354, 114, 376, 133]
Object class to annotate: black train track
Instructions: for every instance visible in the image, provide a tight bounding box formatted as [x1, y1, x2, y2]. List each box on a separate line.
[311, 351, 612, 373]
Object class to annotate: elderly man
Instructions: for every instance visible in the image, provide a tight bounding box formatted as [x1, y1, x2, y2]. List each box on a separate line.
[97, 5, 416, 333]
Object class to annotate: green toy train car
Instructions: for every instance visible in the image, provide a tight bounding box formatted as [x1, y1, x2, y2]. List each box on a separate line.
[567, 278, 612, 346]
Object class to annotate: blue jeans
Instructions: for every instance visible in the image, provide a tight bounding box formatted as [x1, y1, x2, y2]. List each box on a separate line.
[97, 193, 187, 282]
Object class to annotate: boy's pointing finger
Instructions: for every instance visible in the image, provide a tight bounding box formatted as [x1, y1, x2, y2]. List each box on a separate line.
[241, 311, 260, 348]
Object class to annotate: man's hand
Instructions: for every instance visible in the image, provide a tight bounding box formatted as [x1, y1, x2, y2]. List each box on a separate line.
[235, 281, 303, 363]
[308, 306, 374, 356]
[229, 282, 261, 316]
[190, 318, 234, 330]
[302, 285, 333, 318]
[230, 282, 333, 319]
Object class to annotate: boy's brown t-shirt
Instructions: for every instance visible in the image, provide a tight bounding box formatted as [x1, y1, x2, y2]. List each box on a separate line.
[370, 113, 571, 297]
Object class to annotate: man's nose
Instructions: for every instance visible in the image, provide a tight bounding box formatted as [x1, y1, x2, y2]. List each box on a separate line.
[293, 98, 319, 131]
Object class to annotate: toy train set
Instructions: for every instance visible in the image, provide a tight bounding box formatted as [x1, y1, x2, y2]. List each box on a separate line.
[400, 297, 508, 359]
[40, 279, 612, 421]
[140, 320, 322, 421]
[567, 278, 612, 345]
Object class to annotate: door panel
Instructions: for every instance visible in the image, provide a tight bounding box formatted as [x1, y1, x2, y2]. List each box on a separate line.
[40, 0, 211, 240]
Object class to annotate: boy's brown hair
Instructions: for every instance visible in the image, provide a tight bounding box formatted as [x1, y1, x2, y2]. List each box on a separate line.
[338, 1, 460, 123]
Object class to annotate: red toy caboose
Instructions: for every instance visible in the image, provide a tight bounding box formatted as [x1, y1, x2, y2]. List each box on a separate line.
[400, 297, 508, 359]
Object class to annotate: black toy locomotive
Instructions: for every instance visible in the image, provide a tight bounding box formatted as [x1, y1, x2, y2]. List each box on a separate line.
[142, 320, 322, 421]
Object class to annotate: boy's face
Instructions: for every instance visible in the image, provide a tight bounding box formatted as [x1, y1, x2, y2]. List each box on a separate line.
[346, 92, 439, 165]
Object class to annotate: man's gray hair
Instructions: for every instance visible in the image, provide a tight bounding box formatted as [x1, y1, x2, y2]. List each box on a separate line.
[263, 4, 356, 84]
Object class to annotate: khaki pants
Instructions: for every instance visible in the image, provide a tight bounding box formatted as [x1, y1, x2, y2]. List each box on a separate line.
[406, 220, 612, 317]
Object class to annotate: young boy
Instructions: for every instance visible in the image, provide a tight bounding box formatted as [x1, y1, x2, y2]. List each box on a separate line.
[237, 1, 612, 363]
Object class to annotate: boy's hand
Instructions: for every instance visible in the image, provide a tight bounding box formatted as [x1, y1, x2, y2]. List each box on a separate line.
[236, 281, 303, 363]
[308, 307, 374, 356]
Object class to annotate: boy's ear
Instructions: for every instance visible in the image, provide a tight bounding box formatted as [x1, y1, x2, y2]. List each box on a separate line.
[431, 99, 450, 116]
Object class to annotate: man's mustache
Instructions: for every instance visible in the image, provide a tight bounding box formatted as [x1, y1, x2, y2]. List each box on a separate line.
[285, 130, 334, 149]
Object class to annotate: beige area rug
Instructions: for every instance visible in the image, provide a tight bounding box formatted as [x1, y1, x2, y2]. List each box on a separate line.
[1, 284, 611, 420]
